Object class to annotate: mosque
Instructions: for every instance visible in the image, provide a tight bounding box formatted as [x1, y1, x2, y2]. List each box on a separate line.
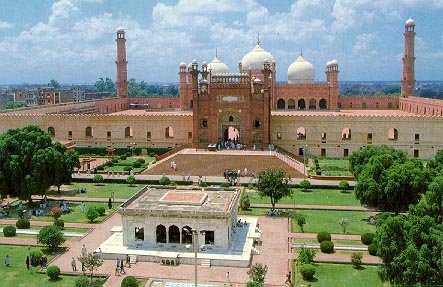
[0, 18, 442, 159]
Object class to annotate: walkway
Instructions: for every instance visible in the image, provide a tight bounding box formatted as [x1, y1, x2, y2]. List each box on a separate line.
[250, 203, 374, 212]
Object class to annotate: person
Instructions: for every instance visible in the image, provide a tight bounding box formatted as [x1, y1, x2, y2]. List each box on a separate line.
[125, 254, 132, 267]
[115, 258, 120, 276]
[80, 202, 86, 213]
[71, 257, 77, 271]
[224, 271, 232, 287]
[120, 259, 126, 274]
[285, 271, 292, 286]
[97, 247, 103, 262]
[5, 254, 10, 267]
[26, 255, 30, 272]
[81, 244, 87, 257]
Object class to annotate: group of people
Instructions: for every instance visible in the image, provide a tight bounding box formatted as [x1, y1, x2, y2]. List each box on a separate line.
[59, 200, 70, 213]
[170, 160, 178, 171]
[25, 254, 48, 272]
[114, 255, 131, 276]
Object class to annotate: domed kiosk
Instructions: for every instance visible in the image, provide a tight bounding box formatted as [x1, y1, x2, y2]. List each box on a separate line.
[287, 54, 314, 84]
[208, 51, 229, 74]
[240, 40, 274, 71]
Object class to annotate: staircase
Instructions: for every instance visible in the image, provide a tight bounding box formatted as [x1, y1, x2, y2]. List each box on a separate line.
[129, 255, 137, 264]
[201, 259, 211, 268]
[251, 247, 260, 255]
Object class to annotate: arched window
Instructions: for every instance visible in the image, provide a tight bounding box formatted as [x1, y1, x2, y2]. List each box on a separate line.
[190, 99, 193, 109]
[156, 225, 166, 243]
[182, 226, 193, 244]
[362, 102, 367, 109]
[388, 102, 393, 109]
[48, 127, 55, 137]
[298, 99, 306, 110]
[85, 126, 93, 137]
[135, 227, 144, 241]
[388, 128, 398, 141]
[309, 99, 316, 110]
[319, 99, 327, 109]
[297, 127, 306, 140]
[168, 225, 180, 243]
[337, 102, 342, 109]
[277, 99, 285, 109]
[125, 127, 133, 138]
[288, 99, 296, 109]
[165, 127, 174, 138]
[342, 128, 351, 140]
[228, 116, 234, 122]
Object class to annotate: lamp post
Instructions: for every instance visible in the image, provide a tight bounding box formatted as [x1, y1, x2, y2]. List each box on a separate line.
[302, 145, 308, 176]
[130, 142, 136, 157]
[184, 228, 205, 287]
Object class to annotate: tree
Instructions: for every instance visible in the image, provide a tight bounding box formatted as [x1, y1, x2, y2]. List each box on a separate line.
[247, 263, 268, 287]
[86, 207, 99, 223]
[37, 225, 66, 249]
[94, 77, 115, 93]
[0, 125, 74, 203]
[126, 175, 136, 186]
[93, 174, 104, 185]
[290, 211, 306, 233]
[338, 180, 350, 193]
[48, 79, 60, 89]
[297, 245, 316, 264]
[121, 276, 139, 287]
[351, 252, 363, 269]
[256, 167, 290, 211]
[78, 253, 103, 285]
[339, 218, 349, 233]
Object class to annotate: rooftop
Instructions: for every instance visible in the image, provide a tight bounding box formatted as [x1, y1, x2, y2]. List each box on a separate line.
[271, 109, 422, 117]
[119, 187, 240, 217]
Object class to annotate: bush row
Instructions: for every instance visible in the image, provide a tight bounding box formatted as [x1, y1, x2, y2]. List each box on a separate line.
[74, 147, 171, 157]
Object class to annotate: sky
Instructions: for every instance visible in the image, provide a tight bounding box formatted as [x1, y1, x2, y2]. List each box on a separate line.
[0, 0, 442, 85]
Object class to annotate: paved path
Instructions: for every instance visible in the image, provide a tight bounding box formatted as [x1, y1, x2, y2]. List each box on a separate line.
[31, 195, 126, 203]
[250, 203, 374, 212]
[0, 227, 84, 237]
[0, 219, 95, 229]
[292, 243, 368, 251]
[0, 236, 79, 247]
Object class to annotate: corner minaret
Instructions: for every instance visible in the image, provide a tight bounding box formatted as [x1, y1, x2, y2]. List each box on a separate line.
[401, 18, 415, 98]
[116, 27, 128, 98]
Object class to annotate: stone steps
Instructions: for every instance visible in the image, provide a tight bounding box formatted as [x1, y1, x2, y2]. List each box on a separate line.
[200, 259, 211, 268]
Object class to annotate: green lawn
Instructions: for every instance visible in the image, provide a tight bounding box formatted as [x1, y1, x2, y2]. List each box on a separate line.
[0, 245, 81, 287]
[291, 210, 376, 234]
[49, 182, 142, 199]
[0, 225, 90, 234]
[246, 188, 361, 206]
[102, 156, 155, 173]
[293, 263, 389, 287]
[310, 158, 353, 176]
[293, 239, 364, 246]
[34, 202, 114, 224]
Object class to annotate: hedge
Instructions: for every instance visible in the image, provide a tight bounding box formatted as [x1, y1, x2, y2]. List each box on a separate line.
[300, 264, 316, 281]
[3, 225, 16, 237]
[320, 240, 334, 253]
[361, 233, 375, 245]
[368, 243, 377, 256]
[46, 265, 61, 280]
[121, 276, 139, 287]
[74, 146, 171, 157]
[316, 231, 331, 243]
[16, 218, 31, 229]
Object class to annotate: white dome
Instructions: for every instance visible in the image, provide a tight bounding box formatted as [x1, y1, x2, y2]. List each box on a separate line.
[208, 55, 229, 74]
[405, 18, 415, 26]
[179, 62, 186, 68]
[116, 27, 124, 32]
[241, 44, 274, 70]
[287, 55, 314, 84]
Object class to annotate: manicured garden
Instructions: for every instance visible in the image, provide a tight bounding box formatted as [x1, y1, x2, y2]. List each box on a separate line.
[35, 202, 113, 224]
[0, 245, 80, 287]
[294, 263, 388, 287]
[246, 188, 361, 206]
[96, 156, 155, 173]
[49, 182, 142, 199]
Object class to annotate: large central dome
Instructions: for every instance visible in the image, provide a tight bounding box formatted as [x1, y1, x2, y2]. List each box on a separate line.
[208, 55, 229, 74]
[241, 44, 274, 70]
[287, 55, 314, 84]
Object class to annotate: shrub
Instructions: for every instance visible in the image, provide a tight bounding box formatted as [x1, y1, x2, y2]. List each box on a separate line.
[111, 157, 119, 164]
[361, 233, 375, 245]
[16, 218, 31, 229]
[127, 175, 136, 186]
[149, 152, 157, 157]
[368, 243, 377, 256]
[120, 155, 127, 160]
[299, 179, 311, 192]
[93, 174, 104, 185]
[351, 252, 363, 269]
[293, 213, 307, 233]
[339, 180, 350, 192]
[75, 276, 90, 287]
[316, 231, 331, 243]
[37, 226, 66, 249]
[46, 265, 60, 280]
[53, 219, 65, 229]
[137, 158, 145, 164]
[51, 207, 63, 219]
[125, 152, 132, 157]
[339, 218, 350, 233]
[320, 240, 334, 253]
[96, 165, 105, 171]
[107, 161, 114, 167]
[86, 207, 99, 223]
[30, 249, 44, 264]
[297, 246, 316, 264]
[199, 182, 208, 187]
[96, 206, 106, 216]
[123, 166, 132, 172]
[240, 194, 251, 211]
[132, 161, 142, 168]
[159, 176, 171, 186]
[121, 276, 139, 287]
[300, 264, 316, 281]
[3, 225, 16, 237]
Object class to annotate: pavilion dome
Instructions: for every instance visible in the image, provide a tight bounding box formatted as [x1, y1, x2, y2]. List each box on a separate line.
[405, 18, 415, 26]
[241, 44, 274, 70]
[208, 55, 229, 74]
[287, 55, 314, 84]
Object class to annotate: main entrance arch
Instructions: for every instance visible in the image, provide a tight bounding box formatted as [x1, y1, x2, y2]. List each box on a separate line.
[219, 112, 242, 143]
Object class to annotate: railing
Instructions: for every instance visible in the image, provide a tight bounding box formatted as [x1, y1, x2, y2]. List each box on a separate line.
[273, 145, 306, 175]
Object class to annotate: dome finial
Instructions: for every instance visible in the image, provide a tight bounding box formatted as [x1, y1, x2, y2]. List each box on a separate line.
[257, 32, 260, 45]
[215, 48, 218, 58]
[300, 47, 303, 57]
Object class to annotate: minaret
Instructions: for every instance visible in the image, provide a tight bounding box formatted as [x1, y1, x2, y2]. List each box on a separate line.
[326, 60, 339, 110]
[401, 18, 415, 98]
[116, 27, 128, 98]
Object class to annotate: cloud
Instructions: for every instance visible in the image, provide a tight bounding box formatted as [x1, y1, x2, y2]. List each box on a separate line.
[352, 33, 376, 54]
[0, 21, 14, 29]
[49, 0, 79, 25]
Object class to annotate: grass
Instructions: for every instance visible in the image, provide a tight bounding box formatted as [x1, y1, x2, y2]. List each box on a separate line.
[310, 158, 353, 177]
[0, 225, 90, 234]
[48, 182, 142, 199]
[293, 263, 389, 287]
[293, 239, 364, 246]
[0, 245, 82, 287]
[246, 188, 361, 206]
[291, 210, 376, 235]
[102, 156, 155, 173]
